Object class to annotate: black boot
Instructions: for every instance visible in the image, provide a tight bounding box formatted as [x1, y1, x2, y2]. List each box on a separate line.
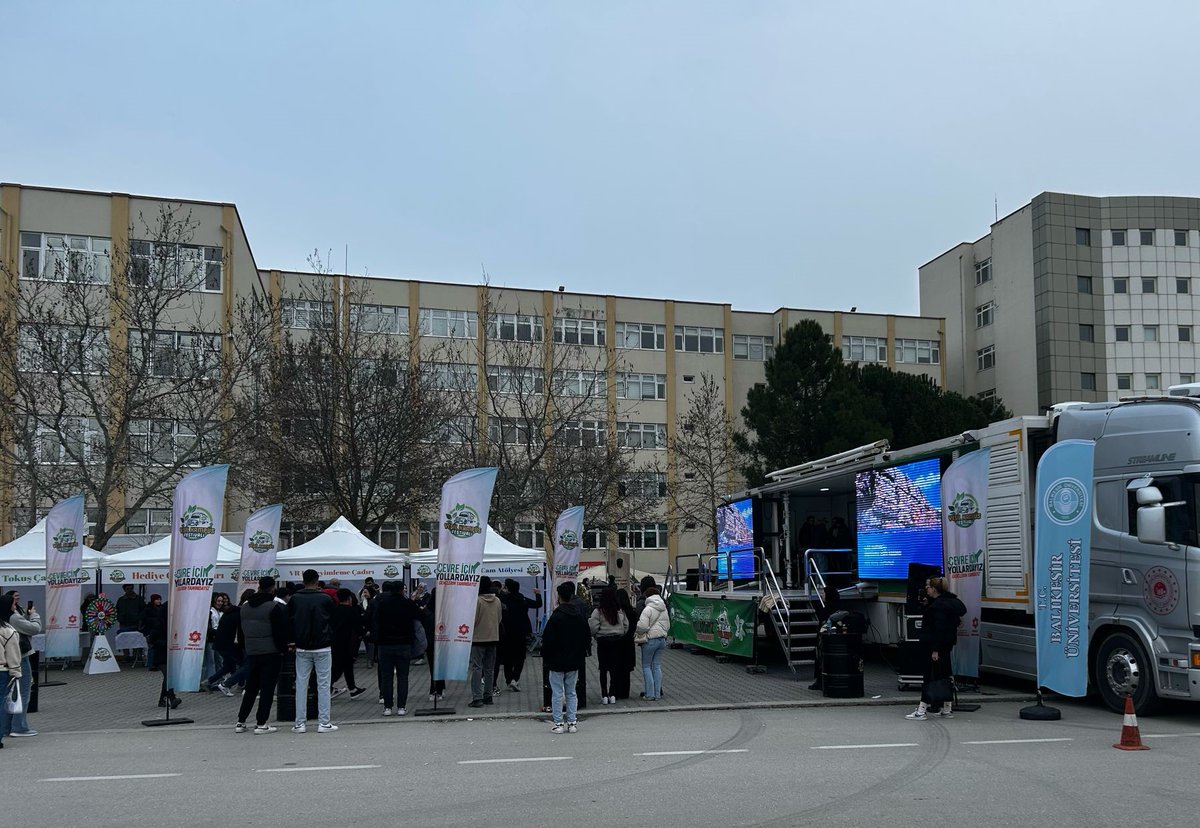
[168, 693, 182, 710]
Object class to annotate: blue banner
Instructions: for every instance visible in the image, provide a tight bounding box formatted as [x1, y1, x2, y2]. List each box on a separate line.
[1033, 440, 1094, 697]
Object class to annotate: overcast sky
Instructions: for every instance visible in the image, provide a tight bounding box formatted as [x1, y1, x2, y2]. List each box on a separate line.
[6, 1, 1200, 315]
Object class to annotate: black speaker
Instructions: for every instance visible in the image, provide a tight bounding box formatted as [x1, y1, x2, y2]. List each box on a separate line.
[905, 563, 942, 614]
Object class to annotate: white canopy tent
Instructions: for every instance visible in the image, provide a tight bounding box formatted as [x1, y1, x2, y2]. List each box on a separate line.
[409, 526, 546, 579]
[274, 516, 407, 582]
[100, 535, 243, 585]
[0, 519, 105, 587]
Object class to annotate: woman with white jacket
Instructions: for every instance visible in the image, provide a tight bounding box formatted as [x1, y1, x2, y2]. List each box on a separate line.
[3, 590, 41, 737]
[0, 594, 26, 749]
[634, 586, 670, 700]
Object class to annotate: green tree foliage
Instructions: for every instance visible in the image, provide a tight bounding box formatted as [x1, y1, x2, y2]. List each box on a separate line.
[735, 321, 1011, 485]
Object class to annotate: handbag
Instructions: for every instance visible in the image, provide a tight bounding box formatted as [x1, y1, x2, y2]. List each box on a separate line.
[5, 676, 22, 715]
[926, 677, 955, 705]
[410, 620, 428, 659]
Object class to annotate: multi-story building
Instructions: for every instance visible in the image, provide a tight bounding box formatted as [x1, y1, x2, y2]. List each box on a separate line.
[2, 182, 945, 573]
[920, 192, 1200, 415]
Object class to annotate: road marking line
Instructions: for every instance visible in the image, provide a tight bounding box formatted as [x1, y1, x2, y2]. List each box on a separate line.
[810, 743, 919, 750]
[961, 738, 1073, 745]
[458, 757, 571, 765]
[41, 773, 182, 782]
[635, 749, 750, 756]
[256, 764, 380, 773]
[1142, 732, 1200, 739]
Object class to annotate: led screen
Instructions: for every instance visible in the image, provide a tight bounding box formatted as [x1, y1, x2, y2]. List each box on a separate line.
[855, 458, 943, 580]
[716, 498, 755, 579]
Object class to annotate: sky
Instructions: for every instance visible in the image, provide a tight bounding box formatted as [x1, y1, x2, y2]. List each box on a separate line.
[6, 1, 1200, 316]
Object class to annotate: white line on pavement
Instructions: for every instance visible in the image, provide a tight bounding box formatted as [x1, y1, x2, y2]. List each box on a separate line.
[256, 765, 381, 773]
[810, 743, 919, 750]
[458, 757, 571, 765]
[961, 738, 1073, 745]
[635, 749, 750, 756]
[41, 773, 182, 782]
[1142, 732, 1200, 739]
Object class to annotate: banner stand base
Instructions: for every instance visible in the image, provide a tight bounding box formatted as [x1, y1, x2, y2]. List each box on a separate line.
[40, 680, 67, 688]
[414, 707, 456, 717]
[1019, 696, 1061, 721]
[141, 717, 195, 727]
[954, 703, 982, 713]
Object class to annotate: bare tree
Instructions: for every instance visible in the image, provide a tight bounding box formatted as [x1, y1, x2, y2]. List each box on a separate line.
[0, 205, 273, 548]
[667, 373, 743, 552]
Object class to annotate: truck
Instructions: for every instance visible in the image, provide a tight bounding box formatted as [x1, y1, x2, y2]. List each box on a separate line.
[735, 392, 1200, 714]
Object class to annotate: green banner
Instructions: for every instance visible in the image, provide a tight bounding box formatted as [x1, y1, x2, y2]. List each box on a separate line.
[667, 593, 756, 658]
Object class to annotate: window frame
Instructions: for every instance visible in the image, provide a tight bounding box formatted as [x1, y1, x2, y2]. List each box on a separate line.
[732, 334, 775, 361]
[553, 317, 606, 347]
[614, 322, 666, 351]
[130, 240, 223, 293]
[616, 372, 667, 401]
[976, 344, 996, 372]
[842, 335, 889, 363]
[488, 312, 544, 343]
[975, 302, 995, 329]
[418, 308, 478, 339]
[1112, 229, 1126, 246]
[673, 325, 725, 354]
[1140, 229, 1155, 246]
[895, 338, 941, 366]
[974, 258, 992, 285]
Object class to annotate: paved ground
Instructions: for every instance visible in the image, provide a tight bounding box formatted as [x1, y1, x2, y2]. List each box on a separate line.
[26, 645, 1028, 733]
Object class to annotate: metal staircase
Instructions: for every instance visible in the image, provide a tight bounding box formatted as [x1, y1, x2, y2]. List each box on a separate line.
[760, 556, 820, 673]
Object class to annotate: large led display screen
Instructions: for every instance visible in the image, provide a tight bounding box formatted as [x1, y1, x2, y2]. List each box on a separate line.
[715, 498, 755, 579]
[855, 458, 943, 580]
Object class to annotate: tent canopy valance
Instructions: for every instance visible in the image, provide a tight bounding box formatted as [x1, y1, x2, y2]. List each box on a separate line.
[274, 516, 407, 582]
[100, 535, 243, 585]
[0, 519, 105, 585]
[409, 526, 546, 578]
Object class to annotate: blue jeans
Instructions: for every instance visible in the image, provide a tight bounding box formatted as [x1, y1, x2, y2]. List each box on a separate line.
[294, 649, 332, 727]
[641, 637, 666, 699]
[7, 656, 32, 734]
[549, 669, 578, 724]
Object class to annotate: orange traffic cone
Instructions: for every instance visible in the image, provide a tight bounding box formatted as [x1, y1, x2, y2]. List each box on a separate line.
[1113, 694, 1150, 751]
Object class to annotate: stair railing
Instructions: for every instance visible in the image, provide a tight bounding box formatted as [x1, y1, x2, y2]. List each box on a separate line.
[758, 549, 792, 670]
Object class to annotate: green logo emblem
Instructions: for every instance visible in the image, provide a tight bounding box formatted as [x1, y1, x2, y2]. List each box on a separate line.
[1045, 478, 1087, 526]
[110, 569, 126, 583]
[416, 564, 433, 578]
[444, 503, 482, 539]
[247, 530, 274, 554]
[558, 529, 579, 550]
[947, 492, 982, 528]
[383, 565, 399, 578]
[51, 527, 78, 553]
[180, 505, 216, 541]
[94, 647, 113, 662]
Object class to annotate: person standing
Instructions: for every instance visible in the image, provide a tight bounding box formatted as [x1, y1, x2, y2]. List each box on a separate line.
[422, 588, 445, 701]
[613, 589, 638, 700]
[467, 576, 502, 708]
[201, 593, 228, 690]
[115, 584, 145, 633]
[206, 592, 244, 694]
[635, 585, 670, 701]
[906, 576, 966, 721]
[288, 569, 338, 733]
[330, 588, 366, 699]
[498, 579, 541, 691]
[3, 591, 40, 738]
[541, 582, 590, 734]
[151, 598, 180, 710]
[235, 577, 289, 734]
[588, 587, 628, 705]
[139, 594, 164, 671]
[370, 581, 421, 716]
[0, 594, 25, 749]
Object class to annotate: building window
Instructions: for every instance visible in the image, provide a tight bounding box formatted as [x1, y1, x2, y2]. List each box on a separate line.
[732, 334, 774, 361]
[553, 317, 605, 347]
[128, 330, 221, 379]
[1081, 373, 1097, 391]
[1144, 325, 1158, 342]
[128, 418, 214, 465]
[1077, 276, 1093, 294]
[1116, 374, 1132, 391]
[419, 521, 438, 550]
[616, 372, 667, 400]
[1177, 278, 1191, 294]
[1076, 228, 1092, 246]
[619, 473, 667, 499]
[20, 232, 112, 283]
[418, 308, 478, 339]
[674, 326, 724, 354]
[1113, 278, 1128, 294]
[977, 388, 997, 403]
[281, 299, 334, 329]
[125, 508, 173, 536]
[130, 240, 222, 292]
[582, 527, 607, 550]
[377, 523, 411, 551]
[350, 303, 409, 335]
[896, 338, 940, 365]
[682, 374, 695, 384]
[617, 522, 669, 549]
[1146, 373, 1161, 390]
[841, 335, 888, 362]
[616, 422, 667, 449]
[614, 322, 666, 350]
[974, 258, 992, 285]
[1079, 324, 1094, 343]
[488, 313, 543, 343]
[1175, 230, 1188, 246]
[489, 417, 534, 445]
[22, 416, 104, 465]
[976, 345, 995, 371]
[1111, 229, 1126, 246]
[17, 324, 108, 374]
[562, 420, 606, 447]
[1114, 326, 1130, 342]
[1140, 229, 1154, 246]
[975, 302, 994, 329]
[1141, 277, 1156, 294]
[1179, 326, 1192, 342]
[424, 362, 477, 391]
[1181, 373, 1195, 385]
[486, 365, 544, 395]
[515, 522, 546, 549]
[553, 369, 606, 397]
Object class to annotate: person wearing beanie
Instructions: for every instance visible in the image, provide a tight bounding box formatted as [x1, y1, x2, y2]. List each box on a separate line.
[541, 581, 590, 733]
[468, 576, 502, 708]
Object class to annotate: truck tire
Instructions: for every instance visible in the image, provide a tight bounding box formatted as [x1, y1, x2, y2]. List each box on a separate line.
[1092, 630, 1161, 716]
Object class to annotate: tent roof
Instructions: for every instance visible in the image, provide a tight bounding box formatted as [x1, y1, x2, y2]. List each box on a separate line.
[410, 526, 546, 566]
[275, 516, 408, 566]
[101, 534, 242, 567]
[0, 518, 105, 570]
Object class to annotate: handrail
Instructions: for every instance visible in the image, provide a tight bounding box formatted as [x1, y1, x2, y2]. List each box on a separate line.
[758, 550, 790, 665]
[803, 547, 854, 605]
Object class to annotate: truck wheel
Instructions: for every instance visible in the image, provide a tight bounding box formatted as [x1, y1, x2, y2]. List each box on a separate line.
[1093, 630, 1161, 716]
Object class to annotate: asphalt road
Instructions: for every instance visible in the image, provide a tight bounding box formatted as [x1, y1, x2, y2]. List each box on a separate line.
[7, 700, 1199, 827]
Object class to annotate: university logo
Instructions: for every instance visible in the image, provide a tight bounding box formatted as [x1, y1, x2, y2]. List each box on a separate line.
[1045, 478, 1087, 526]
[558, 529, 579, 550]
[416, 564, 433, 578]
[109, 569, 126, 583]
[51, 527, 78, 553]
[180, 505, 216, 541]
[247, 530, 274, 554]
[383, 565, 399, 579]
[947, 492, 982, 528]
[444, 504, 483, 539]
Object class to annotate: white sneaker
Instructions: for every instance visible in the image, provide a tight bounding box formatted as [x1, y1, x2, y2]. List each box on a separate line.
[254, 725, 277, 734]
[567, 722, 578, 733]
[550, 723, 565, 734]
[601, 696, 610, 705]
[292, 723, 307, 733]
[217, 684, 235, 697]
[428, 694, 437, 702]
[378, 697, 385, 704]
[396, 708, 406, 716]
[331, 687, 347, 699]
[318, 723, 338, 733]
[935, 709, 954, 719]
[904, 709, 927, 721]
[234, 723, 247, 733]
[383, 708, 393, 717]
[509, 681, 520, 692]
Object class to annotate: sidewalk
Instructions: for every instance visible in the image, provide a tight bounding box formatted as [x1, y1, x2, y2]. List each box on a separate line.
[27, 646, 1032, 734]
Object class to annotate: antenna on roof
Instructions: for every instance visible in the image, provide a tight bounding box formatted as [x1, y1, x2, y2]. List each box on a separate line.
[994, 194, 999, 222]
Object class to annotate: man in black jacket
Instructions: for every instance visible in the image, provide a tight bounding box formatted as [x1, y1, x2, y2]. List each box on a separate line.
[288, 569, 337, 733]
[236, 577, 290, 734]
[541, 582, 590, 734]
[366, 581, 421, 716]
[498, 579, 541, 691]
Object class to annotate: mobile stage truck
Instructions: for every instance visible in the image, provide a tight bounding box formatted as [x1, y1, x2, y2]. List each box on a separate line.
[702, 392, 1200, 715]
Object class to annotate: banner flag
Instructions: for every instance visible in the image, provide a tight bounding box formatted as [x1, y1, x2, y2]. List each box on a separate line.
[166, 465, 230, 692]
[549, 506, 585, 610]
[667, 593, 755, 658]
[1034, 440, 1094, 697]
[44, 495, 87, 659]
[433, 467, 498, 682]
[237, 504, 283, 592]
[942, 449, 989, 678]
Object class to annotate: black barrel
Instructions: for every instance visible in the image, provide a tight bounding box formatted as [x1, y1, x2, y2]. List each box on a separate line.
[821, 632, 864, 698]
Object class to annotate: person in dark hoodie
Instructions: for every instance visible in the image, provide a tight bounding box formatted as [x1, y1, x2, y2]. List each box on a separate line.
[498, 579, 542, 692]
[288, 569, 337, 733]
[540, 581, 590, 733]
[368, 581, 421, 716]
[468, 576, 502, 708]
[330, 588, 366, 699]
[205, 592, 244, 693]
[235, 577, 290, 734]
[421, 588, 445, 701]
[905, 576, 966, 721]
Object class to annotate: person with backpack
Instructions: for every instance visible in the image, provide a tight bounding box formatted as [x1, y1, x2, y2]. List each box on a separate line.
[906, 576, 967, 721]
[634, 584, 670, 701]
